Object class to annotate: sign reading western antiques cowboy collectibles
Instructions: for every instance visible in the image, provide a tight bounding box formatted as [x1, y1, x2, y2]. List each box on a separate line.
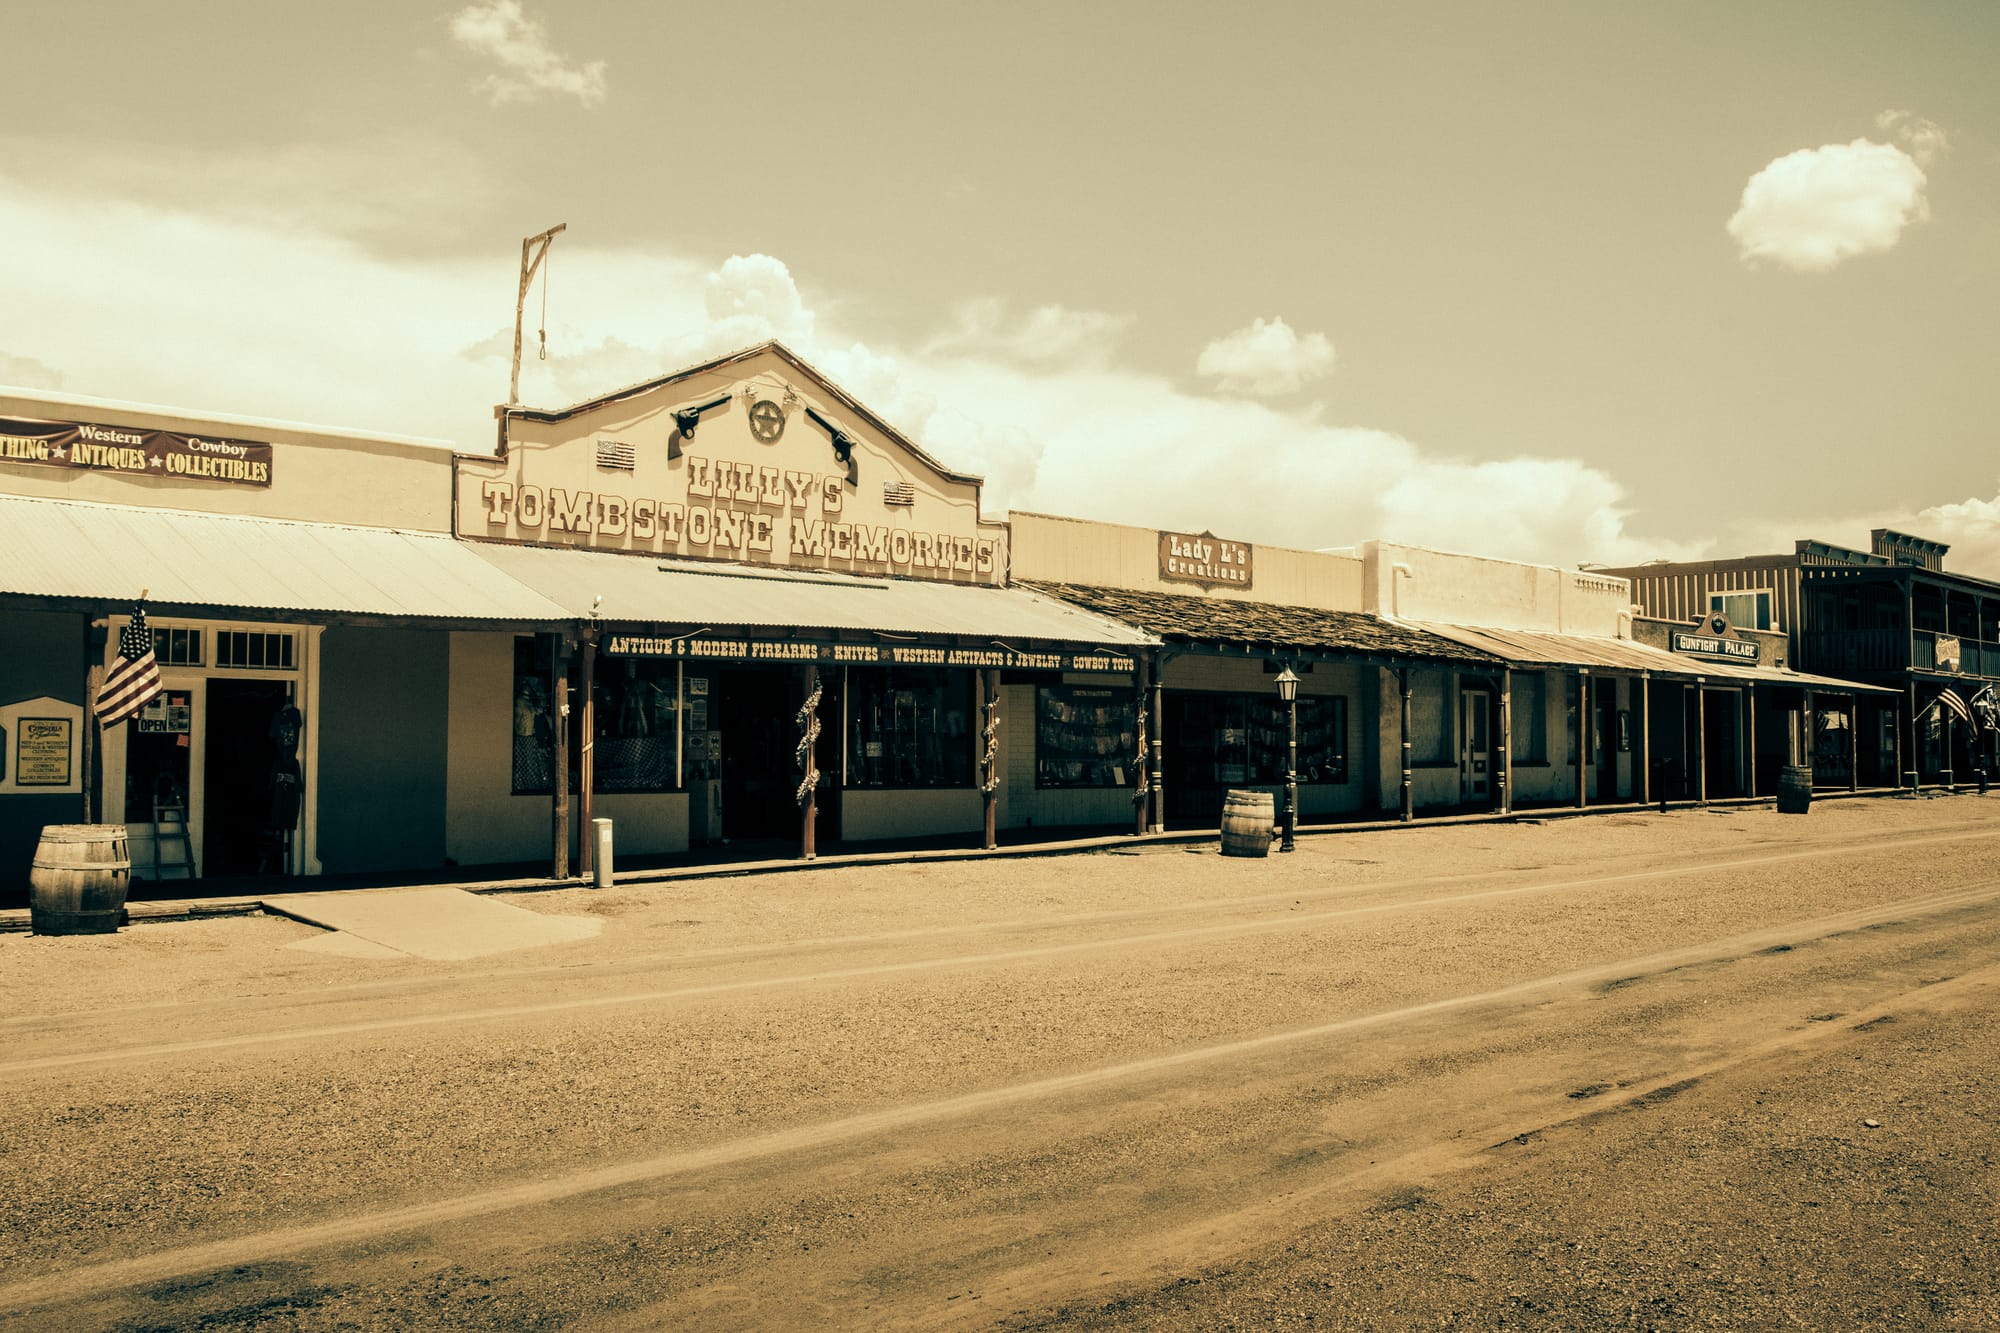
[1671, 631, 1760, 663]
[1157, 529, 1253, 589]
[0, 417, 274, 487]
[456, 351, 1006, 583]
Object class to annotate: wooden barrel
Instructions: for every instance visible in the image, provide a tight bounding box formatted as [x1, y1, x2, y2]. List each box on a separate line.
[1220, 789, 1276, 858]
[29, 824, 131, 935]
[1776, 765, 1813, 815]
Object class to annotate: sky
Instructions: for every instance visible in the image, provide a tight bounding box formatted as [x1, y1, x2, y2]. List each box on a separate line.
[3, 2, 1997, 576]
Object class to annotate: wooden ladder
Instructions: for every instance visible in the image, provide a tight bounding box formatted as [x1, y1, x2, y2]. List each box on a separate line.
[151, 777, 197, 880]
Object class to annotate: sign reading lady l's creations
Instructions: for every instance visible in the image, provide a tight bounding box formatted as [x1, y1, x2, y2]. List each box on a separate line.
[14, 717, 73, 786]
[1158, 529, 1253, 589]
[0, 417, 274, 487]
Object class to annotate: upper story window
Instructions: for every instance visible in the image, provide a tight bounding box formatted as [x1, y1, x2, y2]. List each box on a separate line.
[215, 630, 297, 670]
[150, 625, 204, 667]
[1709, 590, 1772, 631]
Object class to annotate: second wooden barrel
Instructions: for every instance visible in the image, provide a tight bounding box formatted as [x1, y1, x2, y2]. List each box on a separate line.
[29, 824, 131, 935]
[1220, 789, 1276, 858]
[1776, 765, 1813, 815]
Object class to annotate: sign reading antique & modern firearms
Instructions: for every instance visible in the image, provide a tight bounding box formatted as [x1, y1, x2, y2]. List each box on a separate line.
[1157, 529, 1253, 589]
[602, 633, 1135, 674]
[0, 417, 274, 487]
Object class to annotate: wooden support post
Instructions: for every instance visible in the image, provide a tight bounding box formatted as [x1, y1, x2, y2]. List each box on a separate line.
[1131, 659, 1148, 836]
[1745, 686, 1757, 799]
[1576, 671, 1589, 809]
[799, 664, 820, 861]
[1849, 697, 1859, 792]
[82, 618, 106, 824]
[578, 628, 596, 877]
[1908, 680, 1919, 790]
[1696, 686, 1708, 806]
[1497, 669, 1513, 816]
[551, 634, 572, 880]
[1398, 667, 1413, 823]
[983, 668, 1001, 850]
[1149, 670, 1166, 833]
[1638, 675, 1651, 807]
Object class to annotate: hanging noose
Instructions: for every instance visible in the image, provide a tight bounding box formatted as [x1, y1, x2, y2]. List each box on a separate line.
[795, 682, 823, 805]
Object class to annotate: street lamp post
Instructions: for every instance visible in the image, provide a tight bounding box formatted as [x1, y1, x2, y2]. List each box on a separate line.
[1275, 665, 1299, 853]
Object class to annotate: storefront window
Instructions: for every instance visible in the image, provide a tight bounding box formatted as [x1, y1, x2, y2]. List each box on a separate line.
[1409, 670, 1450, 763]
[1036, 686, 1138, 788]
[846, 667, 973, 788]
[592, 659, 678, 792]
[1512, 673, 1548, 763]
[1165, 693, 1347, 788]
[512, 637, 555, 795]
[123, 689, 194, 821]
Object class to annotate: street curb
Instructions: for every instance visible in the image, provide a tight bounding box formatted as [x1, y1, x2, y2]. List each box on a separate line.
[0, 786, 1953, 932]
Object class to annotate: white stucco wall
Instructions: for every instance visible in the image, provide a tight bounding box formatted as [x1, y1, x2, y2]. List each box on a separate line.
[1007, 511, 1364, 611]
[842, 788, 984, 842]
[1361, 541, 1635, 636]
[0, 388, 457, 531]
[445, 631, 690, 867]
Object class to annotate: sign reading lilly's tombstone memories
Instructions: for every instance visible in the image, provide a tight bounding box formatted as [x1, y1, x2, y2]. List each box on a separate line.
[0, 417, 274, 487]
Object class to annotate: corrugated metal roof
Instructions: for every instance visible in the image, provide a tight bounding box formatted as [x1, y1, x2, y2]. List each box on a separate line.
[0, 495, 570, 622]
[1016, 581, 1502, 665]
[1411, 622, 1897, 694]
[468, 543, 1158, 647]
[1411, 623, 1695, 673]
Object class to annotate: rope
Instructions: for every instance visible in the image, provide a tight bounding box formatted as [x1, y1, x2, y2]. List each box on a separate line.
[979, 689, 1001, 794]
[538, 242, 550, 361]
[795, 681, 822, 804]
[1132, 687, 1149, 805]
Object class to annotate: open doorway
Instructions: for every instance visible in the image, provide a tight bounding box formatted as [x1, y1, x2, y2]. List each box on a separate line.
[202, 678, 292, 877]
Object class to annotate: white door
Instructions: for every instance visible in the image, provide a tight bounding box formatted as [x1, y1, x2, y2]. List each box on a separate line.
[1461, 689, 1491, 803]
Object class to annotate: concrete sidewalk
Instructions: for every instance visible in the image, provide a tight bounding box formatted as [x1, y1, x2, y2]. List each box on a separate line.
[0, 788, 1928, 935]
[264, 886, 601, 960]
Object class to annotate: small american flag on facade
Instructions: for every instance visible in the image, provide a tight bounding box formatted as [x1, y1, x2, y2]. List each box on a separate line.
[96, 605, 163, 727]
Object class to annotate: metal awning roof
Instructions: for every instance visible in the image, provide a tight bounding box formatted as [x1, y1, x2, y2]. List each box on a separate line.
[466, 542, 1158, 648]
[1015, 580, 1501, 666]
[0, 494, 570, 624]
[1411, 622, 1897, 694]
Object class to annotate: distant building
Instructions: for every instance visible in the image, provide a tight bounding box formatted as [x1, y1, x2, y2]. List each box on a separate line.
[1595, 529, 2000, 786]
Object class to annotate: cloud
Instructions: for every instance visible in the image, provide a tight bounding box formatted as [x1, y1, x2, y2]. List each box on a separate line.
[0, 150, 1698, 569]
[925, 298, 1134, 368]
[1876, 109, 1949, 167]
[1727, 136, 1930, 272]
[1195, 317, 1335, 396]
[448, 1, 607, 107]
[0, 352, 63, 390]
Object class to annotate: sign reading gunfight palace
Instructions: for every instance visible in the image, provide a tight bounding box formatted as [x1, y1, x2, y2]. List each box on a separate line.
[0, 417, 274, 487]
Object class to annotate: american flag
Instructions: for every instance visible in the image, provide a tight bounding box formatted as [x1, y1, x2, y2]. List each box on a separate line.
[96, 605, 163, 726]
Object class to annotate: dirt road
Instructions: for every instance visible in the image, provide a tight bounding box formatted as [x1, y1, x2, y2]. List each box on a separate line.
[2, 797, 1996, 1329]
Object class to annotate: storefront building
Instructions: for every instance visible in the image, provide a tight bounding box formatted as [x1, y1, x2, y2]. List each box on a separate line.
[453, 344, 1154, 864]
[0, 347, 1156, 901]
[1598, 529, 1988, 787]
[0, 389, 569, 899]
